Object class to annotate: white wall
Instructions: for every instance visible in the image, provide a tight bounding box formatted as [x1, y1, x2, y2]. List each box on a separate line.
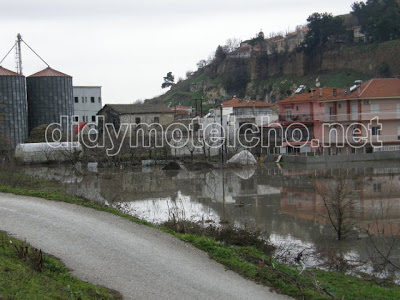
[73, 86, 102, 124]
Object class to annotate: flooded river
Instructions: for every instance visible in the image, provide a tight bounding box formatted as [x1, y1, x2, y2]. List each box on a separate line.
[16, 161, 400, 280]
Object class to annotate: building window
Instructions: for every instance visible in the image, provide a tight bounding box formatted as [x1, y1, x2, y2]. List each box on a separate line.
[371, 104, 380, 114]
[338, 103, 341, 109]
[82, 116, 86, 122]
[373, 183, 382, 192]
[135, 117, 141, 124]
[74, 97, 79, 103]
[154, 117, 159, 123]
[286, 110, 292, 120]
[92, 116, 96, 122]
[73, 116, 79, 122]
[371, 126, 381, 136]
[397, 104, 400, 118]
[82, 97, 85, 103]
[398, 127, 400, 140]
[296, 106, 298, 111]
[98, 97, 101, 103]
[91, 97, 95, 103]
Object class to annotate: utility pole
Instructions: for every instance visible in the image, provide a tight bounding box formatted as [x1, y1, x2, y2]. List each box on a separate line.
[220, 104, 224, 164]
[193, 98, 203, 117]
[15, 33, 23, 75]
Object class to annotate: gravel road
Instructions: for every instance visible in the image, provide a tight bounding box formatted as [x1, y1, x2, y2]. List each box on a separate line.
[0, 193, 291, 300]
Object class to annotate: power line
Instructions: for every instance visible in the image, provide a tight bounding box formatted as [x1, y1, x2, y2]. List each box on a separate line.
[0, 42, 16, 66]
[0, 34, 50, 73]
[21, 39, 50, 68]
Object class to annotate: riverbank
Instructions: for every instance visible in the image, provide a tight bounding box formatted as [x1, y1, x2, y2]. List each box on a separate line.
[0, 176, 399, 299]
[0, 230, 121, 299]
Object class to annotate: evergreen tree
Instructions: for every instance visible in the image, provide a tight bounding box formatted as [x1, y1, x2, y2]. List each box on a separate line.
[352, 0, 400, 42]
[161, 72, 175, 89]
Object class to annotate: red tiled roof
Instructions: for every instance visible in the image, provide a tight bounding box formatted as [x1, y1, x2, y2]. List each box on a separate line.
[29, 67, 71, 78]
[351, 78, 399, 98]
[279, 88, 343, 104]
[0, 66, 22, 76]
[104, 104, 173, 114]
[170, 105, 192, 110]
[223, 98, 274, 108]
[320, 78, 400, 101]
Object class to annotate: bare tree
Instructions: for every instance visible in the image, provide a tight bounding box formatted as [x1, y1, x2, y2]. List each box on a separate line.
[315, 172, 358, 240]
[225, 38, 241, 52]
[196, 59, 207, 69]
[185, 70, 193, 79]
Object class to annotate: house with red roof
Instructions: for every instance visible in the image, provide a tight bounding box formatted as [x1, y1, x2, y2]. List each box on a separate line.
[274, 78, 400, 155]
[221, 97, 277, 130]
[318, 78, 400, 154]
[270, 87, 341, 154]
[170, 105, 193, 119]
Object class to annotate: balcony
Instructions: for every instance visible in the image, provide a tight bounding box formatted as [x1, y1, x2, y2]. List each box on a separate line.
[279, 114, 313, 122]
[319, 112, 400, 122]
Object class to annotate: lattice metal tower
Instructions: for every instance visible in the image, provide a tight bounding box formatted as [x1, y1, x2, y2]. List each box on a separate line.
[15, 33, 23, 75]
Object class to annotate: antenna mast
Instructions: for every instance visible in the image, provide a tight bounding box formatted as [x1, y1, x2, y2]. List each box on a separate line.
[15, 33, 23, 74]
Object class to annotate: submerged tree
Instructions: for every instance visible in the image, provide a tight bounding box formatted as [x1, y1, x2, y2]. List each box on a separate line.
[161, 72, 175, 89]
[315, 172, 357, 240]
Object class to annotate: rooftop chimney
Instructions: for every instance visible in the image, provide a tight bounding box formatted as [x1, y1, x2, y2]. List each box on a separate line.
[333, 88, 337, 97]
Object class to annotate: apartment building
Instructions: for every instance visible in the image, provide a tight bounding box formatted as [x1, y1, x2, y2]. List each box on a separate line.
[275, 78, 400, 155]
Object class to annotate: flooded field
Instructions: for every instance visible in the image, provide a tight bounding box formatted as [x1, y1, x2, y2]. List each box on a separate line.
[14, 161, 400, 280]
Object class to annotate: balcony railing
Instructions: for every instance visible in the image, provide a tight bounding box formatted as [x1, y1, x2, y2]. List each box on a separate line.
[322, 134, 400, 144]
[320, 112, 400, 122]
[279, 114, 313, 122]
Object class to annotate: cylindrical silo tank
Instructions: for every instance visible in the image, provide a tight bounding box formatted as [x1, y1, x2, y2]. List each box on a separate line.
[27, 67, 74, 134]
[0, 66, 28, 149]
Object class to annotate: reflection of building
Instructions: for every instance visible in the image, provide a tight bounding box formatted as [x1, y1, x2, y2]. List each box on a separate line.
[279, 170, 400, 236]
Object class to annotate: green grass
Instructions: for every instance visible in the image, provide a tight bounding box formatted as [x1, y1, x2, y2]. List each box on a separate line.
[0, 230, 121, 300]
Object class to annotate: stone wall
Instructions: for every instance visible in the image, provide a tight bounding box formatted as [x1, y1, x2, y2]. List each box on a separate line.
[320, 41, 400, 76]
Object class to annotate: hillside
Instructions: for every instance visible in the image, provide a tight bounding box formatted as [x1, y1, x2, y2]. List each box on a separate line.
[148, 39, 400, 109]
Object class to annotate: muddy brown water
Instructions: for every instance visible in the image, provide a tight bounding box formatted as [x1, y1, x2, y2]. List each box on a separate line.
[15, 160, 400, 280]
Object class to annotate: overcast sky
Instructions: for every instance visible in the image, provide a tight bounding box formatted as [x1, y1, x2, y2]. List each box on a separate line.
[0, 0, 355, 104]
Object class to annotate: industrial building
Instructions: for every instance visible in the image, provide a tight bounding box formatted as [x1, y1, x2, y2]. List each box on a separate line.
[0, 34, 78, 149]
[73, 86, 102, 124]
[27, 67, 74, 133]
[0, 66, 28, 148]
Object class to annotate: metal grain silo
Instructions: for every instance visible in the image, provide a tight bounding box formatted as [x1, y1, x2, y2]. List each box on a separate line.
[27, 67, 74, 133]
[0, 66, 28, 148]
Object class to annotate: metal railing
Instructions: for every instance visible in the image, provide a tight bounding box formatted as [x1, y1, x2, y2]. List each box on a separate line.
[278, 114, 313, 122]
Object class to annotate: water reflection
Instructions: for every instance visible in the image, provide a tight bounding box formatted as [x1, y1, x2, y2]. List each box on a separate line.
[16, 160, 400, 279]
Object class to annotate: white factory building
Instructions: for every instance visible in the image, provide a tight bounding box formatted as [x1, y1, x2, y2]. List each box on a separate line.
[73, 86, 102, 124]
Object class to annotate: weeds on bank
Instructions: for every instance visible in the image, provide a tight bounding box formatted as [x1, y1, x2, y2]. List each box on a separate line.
[166, 224, 400, 300]
[0, 231, 121, 300]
